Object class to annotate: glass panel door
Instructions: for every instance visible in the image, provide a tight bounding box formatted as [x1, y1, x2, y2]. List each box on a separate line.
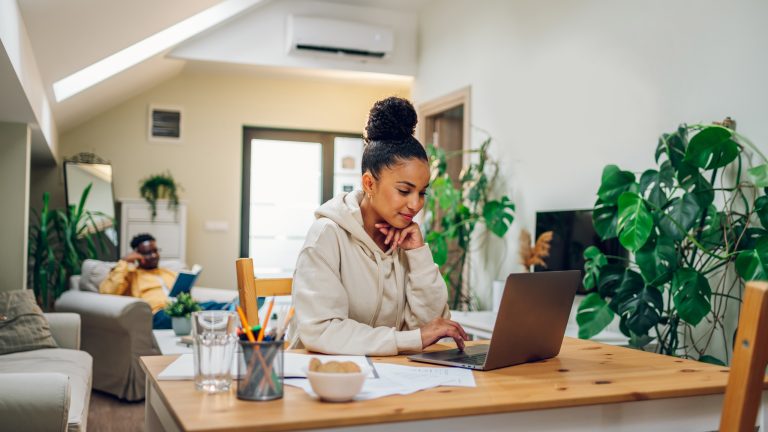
[248, 139, 321, 274]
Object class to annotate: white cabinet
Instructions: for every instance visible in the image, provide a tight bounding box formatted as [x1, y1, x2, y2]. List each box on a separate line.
[119, 199, 187, 263]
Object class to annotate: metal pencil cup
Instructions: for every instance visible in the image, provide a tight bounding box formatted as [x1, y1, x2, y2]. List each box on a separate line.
[237, 340, 284, 401]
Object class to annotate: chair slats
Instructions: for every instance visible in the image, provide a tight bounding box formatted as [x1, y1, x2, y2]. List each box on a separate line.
[235, 258, 292, 324]
[720, 281, 768, 432]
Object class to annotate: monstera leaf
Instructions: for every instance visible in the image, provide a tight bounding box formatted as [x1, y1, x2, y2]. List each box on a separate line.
[617, 192, 653, 251]
[597, 165, 636, 205]
[684, 126, 739, 170]
[576, 293, 614, 339]
[482, 196, 515, 237]
[672, 269, 712, 326]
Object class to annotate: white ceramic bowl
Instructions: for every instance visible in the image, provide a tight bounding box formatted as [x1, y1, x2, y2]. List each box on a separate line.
[305, 366, 370, 402]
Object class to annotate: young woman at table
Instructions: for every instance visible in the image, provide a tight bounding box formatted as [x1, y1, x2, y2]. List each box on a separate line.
[290, 97, 468, 356]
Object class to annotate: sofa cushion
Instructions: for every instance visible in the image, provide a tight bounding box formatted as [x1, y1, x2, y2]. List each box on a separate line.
[79, 259, 117, 292]
[0, 290, 58, 355]
[0, 348, 92, 431]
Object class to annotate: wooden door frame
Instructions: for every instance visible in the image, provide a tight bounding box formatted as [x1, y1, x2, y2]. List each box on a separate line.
[417, 86, 471, 169]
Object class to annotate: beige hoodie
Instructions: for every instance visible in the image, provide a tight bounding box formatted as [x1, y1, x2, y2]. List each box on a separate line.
[289, 190, 450, 356]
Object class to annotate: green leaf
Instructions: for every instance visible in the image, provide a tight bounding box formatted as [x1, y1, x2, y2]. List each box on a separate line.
[736, 237, 768, 281]
[699, 354, 726, 366]
[616, 192, 653, 251]
[635, 235, 676, 285]
[576, 293, 615, 339]
[593, 198, 618, 240]
[482, 196, 515, 237]
[755, 196, 768, 229]
[748, 164, 768, 187]
[691, 173, 714, 209]
[597, 165, 636, 205]
[655, 128, 687, 169]
[597, 264, 627, 299]
[426, 232, 448, 267]
[658, 193, 701, 241]
[700, 209, 728, 250]
[639, 168, 672, 208]
[431, 176, 460, 210]
[611, 270, 662, 335]
[672, 268, 712, 326]
[676, 161, 700, 189]
[582, 246, 607, 291]
[684, 126, 739, 170]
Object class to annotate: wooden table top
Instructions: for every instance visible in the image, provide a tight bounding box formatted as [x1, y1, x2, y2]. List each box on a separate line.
[140, 337, 747, 432]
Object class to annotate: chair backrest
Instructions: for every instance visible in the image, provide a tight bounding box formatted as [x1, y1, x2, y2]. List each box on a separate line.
[720, 281, 768, 432]
[235, 258, 292, 323]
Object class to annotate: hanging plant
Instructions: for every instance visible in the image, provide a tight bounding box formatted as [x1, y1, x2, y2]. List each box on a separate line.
[139, 171, 182, 220]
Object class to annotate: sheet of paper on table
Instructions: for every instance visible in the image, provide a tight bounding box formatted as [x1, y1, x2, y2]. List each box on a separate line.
[285, 362, 476, 401]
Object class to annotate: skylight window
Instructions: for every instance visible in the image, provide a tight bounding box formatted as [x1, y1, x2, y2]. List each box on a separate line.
[52, 0, 264, 102]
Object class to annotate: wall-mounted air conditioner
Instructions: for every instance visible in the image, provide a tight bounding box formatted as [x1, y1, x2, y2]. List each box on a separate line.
[286, 15, 394, 60]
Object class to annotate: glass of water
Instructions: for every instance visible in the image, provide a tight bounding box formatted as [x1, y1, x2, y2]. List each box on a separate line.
[191, 310, 238, 393]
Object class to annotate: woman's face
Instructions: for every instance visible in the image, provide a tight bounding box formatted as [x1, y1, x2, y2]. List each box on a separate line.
[366, 158, 430, 229]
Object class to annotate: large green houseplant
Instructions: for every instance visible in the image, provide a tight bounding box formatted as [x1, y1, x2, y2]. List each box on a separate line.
[424, 137, 515, 310]
[29, 183, 113, 310]
[577, 121, 768, 365]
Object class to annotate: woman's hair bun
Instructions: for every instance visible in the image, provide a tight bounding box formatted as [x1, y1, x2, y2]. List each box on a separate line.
[365, 97, 417, 142]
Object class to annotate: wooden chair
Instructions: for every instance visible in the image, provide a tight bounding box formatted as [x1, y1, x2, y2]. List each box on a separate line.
[720, 281, 768, 432]
[235, 257, 292, 324]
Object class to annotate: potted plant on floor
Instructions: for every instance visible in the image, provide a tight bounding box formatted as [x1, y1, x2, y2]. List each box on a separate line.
[423, 136, 516, 310]
[164, 292, 201, 336]
[577, 119, 768, 365]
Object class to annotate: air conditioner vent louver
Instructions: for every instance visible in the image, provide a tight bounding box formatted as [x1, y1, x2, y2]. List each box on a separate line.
[287, 16, 393, 61]
[295, 44, 387, 59]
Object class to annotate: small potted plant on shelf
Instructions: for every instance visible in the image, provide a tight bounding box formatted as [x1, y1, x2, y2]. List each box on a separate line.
[164, 292, 201, 336]
[139, 171, 182, 220]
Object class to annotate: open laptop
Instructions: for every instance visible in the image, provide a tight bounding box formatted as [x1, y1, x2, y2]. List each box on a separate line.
[407, 270, 579, 371]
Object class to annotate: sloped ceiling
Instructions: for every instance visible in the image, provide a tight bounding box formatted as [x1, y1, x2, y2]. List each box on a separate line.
[16, 0, 428, 133]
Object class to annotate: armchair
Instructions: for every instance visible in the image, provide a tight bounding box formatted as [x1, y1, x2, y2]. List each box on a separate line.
[0, 312, 92, 432]
[55, 259, 234, 401]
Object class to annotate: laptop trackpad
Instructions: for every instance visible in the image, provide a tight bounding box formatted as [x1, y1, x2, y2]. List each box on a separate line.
[423, 345, 489, 360]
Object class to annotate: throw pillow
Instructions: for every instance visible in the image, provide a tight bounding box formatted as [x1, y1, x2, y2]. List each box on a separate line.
[0, 290, 58, 355]
[79, 259, 116, 292]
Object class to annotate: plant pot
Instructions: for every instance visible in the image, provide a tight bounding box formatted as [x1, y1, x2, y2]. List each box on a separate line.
[171, 316, 192, 336]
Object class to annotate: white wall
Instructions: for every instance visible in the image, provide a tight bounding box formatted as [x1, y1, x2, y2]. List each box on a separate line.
[0, 0, 57, 163]
[58, 69, 410, 290]
[0, 122, 30, 292]
[414, 0, 768, 308]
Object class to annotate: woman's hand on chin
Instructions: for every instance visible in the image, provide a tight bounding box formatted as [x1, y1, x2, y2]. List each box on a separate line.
[374, 222, 425, 250]
[419, 317, 469, 350]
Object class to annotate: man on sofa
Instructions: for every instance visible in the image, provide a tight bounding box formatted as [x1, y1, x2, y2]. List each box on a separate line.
[100, 233, 229, 329]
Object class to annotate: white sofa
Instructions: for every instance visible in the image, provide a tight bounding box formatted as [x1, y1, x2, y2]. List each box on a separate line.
[55, 259, 233, 401]
[0, 312, 92, 432]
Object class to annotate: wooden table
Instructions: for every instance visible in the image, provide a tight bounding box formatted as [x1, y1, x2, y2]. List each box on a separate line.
[140, 338, 768, 432]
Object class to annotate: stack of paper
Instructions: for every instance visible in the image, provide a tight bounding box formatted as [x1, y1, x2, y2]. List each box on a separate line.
[284, 362, 476, 401]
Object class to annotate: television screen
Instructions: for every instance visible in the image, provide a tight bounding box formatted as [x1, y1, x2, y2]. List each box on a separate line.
[534, 209, 626, 293]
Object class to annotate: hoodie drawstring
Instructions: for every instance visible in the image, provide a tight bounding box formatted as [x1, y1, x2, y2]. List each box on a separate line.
[369, 252, 385, 326]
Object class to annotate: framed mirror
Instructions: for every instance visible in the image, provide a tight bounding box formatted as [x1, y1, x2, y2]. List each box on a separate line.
[63, 153, 118, 252]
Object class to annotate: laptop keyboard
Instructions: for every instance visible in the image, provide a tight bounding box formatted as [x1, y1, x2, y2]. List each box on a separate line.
[449, 352, 487, 365]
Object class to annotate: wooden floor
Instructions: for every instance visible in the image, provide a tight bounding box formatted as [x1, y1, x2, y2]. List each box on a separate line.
[88, 390, 144, 432]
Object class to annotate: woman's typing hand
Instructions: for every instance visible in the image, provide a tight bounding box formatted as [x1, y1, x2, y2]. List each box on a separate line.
[419, 317, 469, 350]
[375, 222, 425, 251]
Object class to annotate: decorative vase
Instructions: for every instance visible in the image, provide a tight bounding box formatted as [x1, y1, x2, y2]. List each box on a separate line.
[171, 316, 192, 336]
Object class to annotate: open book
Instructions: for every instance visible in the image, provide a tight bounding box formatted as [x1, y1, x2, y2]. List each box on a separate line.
[169, 264, 202, 297]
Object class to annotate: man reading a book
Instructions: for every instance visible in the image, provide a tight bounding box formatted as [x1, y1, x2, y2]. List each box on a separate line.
[100, 233, 228, 329]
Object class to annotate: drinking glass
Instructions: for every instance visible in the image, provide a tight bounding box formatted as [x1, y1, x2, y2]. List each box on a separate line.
[191, 310, 238, 393]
